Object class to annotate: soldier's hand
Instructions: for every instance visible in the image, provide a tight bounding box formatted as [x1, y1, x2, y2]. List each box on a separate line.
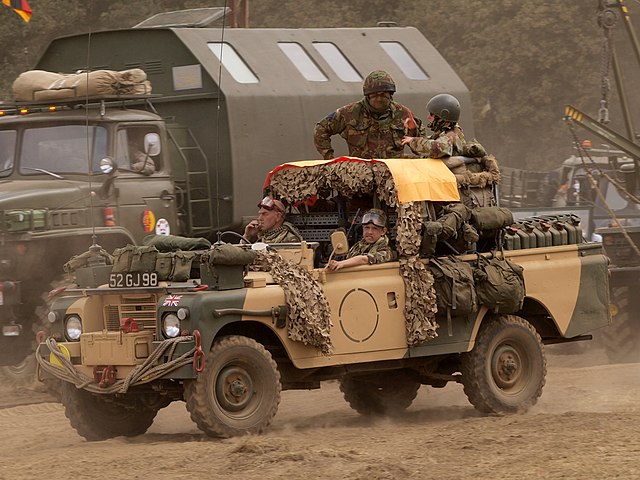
[327, 260, 341, 271]
[404, 115, 417, 131]
[244, 220, 260, 237]
[401, 136, 414, 146]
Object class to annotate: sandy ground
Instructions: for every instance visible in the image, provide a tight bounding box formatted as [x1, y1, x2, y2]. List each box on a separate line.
[0, 348, 638, 480]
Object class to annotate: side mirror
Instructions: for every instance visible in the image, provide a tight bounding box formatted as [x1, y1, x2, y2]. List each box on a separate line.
[99, 157, 116, 175]
[144, 133, 161, 157]
[330, 230, 349, 255]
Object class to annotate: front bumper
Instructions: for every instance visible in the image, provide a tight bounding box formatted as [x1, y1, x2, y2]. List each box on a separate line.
[36, 334, 199, 393]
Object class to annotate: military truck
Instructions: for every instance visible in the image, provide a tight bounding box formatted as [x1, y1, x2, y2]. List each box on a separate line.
[0, 8, 475, 381]
[559, 0, 640, 363]
[36, 157, 610, 440]
[562, 107, 640, 362]
[500, 0, 640, 362]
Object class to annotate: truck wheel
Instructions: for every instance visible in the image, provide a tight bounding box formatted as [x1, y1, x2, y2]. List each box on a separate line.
[0, 278, 70, 391]
[184, 335, 281, 438]
[339, 371, 421, 416]
[461, 315, 546, 414]
[600, 287, 640, 363]
[0, 355, 37, 386]
[60, 383, 158, 441]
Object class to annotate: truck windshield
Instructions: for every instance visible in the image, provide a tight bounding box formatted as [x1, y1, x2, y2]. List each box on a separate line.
[19, 125, 107, 175]
[0, 129, 16, 177]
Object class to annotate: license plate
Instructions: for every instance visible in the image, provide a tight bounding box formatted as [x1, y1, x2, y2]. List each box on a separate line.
[109, 272, 159, 288]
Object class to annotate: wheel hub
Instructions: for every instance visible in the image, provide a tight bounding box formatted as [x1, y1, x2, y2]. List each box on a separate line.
[215, 366, 255, 412]
[493, 345, 525, 390]
[229, 379, 248, 398]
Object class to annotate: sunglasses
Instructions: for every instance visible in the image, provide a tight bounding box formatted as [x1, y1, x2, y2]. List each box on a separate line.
[258, 196, 284, 213]
[361, 212, 385, 227]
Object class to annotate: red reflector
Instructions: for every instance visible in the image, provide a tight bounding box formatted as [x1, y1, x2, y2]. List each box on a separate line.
[120, 317, 139, 333]
[103, 207, 116, 226]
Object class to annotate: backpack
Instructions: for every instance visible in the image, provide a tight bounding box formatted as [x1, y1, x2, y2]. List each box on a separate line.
[428, 256, 478, 318]
[474, 254, 525, 313]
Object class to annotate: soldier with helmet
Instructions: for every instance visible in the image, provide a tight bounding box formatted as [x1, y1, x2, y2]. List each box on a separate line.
[313, 70, 425, 160]
[403, 93, 501, 208]
[401, 93, 467, 158]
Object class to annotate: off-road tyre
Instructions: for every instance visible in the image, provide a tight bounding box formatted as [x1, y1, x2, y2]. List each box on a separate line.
[600, 286, 640, 363]
[184, 335, 281, 438]
[461, 315, 546, 414]
[0, 278, 70, 393]
[0, 354, 37, 386]
[60, 383, 158, 441]
[339, 371, 421, 416]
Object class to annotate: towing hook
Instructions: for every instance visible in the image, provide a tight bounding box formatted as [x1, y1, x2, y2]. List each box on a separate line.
[193, 329, 205, 373]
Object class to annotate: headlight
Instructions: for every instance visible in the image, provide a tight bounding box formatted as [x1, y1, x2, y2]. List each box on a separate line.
[65, 315, 82, 341]
[163, 313, 181, 338]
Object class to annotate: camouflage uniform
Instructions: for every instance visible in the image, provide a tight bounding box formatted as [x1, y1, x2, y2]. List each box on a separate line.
[407, 125, 466, 159]
[314, 99, 424, 160]
[259, 221, 303, 243]
[346, 235, 394, 265]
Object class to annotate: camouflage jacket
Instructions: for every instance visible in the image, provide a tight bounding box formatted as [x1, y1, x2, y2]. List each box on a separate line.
[346, 235, 394, 265]
[407, 126, 466, 158]
[314, 99, 424, 159]
[259, 221, 303, 244]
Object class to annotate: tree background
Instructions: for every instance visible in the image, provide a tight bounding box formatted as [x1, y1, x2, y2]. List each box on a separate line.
[1, 0, 638, 170]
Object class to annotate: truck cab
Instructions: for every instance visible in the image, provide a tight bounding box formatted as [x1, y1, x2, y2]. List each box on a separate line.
[0, 98, 182, 366]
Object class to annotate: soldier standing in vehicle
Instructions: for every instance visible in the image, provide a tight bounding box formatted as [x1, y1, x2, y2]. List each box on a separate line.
[243, 196, 303, 243]
[401, 93, 468, 158]
[327, 209, 395, 271]
[403, 93, 500, 207]
[313, 70, 424, 160]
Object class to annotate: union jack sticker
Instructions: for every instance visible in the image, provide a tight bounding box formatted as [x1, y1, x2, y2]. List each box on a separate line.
[163, 295, 183, 307]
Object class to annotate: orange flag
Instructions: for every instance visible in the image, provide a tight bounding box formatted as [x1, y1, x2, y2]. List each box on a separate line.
[2, 0, 32, 22]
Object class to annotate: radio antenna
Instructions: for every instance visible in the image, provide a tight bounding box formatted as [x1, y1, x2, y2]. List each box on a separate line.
[214, 0, 230, 234]
[83, 0, 103, 262]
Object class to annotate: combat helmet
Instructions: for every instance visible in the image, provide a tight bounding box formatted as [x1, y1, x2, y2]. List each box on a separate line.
[363, 70, 396, 95]
[427, 93, 461, 122]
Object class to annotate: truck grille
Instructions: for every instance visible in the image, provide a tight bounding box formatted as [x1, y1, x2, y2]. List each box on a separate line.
[603, 233, 640, 267]
[104, 294, 158, 334]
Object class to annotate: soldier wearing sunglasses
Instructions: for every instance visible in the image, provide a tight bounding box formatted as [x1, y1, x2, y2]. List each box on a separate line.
[243, 196, 303, 244]
[327, 209, 395, 271]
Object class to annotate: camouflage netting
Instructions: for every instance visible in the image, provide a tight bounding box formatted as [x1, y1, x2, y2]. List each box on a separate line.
[266, 160, 439, 346]
[401, 256, 439, 343]
[253, 250, 333, 355]
[450, 154, 501, 188]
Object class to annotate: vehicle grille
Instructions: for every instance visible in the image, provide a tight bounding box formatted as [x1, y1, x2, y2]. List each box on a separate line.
[603, 232, 640, 267]
[104, 294, 158, 334]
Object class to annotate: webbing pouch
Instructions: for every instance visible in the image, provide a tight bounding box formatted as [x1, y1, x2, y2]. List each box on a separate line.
[428, 256, 477, 318]
[474, 253, 525, 313]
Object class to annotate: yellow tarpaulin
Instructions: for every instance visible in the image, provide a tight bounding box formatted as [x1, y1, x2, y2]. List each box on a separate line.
[377, 157, 460, 203]
[264, 156, 460, 204]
